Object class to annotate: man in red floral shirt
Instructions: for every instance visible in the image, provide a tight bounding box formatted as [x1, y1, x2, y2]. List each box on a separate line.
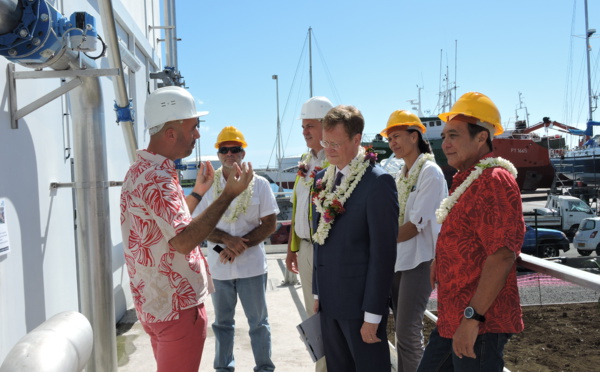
[417, 92, 525, 372]
[120, 86, 253, 372]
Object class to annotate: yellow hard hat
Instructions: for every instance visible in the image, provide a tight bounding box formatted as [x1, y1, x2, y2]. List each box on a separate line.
[380, 110, 426, 137]
[215, 126, 248, 148]
[438, 92, 504, 136]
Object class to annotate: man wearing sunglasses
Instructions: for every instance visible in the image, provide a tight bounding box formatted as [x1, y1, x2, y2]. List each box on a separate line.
[120, 87, 254, 372]
[192, 126, 279, 372]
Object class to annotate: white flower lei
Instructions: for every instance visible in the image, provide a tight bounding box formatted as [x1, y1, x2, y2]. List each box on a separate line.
[297, 152, 325, 188]
[213, 167, 255, 223]
[396, 153, 435, 224]
[312, 147, 370, 245]
[435, 157, 517, 224]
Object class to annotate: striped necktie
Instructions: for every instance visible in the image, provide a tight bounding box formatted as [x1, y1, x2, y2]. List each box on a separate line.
[333, 171, 343, 191]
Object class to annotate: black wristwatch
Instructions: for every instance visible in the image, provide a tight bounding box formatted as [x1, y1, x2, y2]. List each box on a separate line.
[464, 306, 486, 322]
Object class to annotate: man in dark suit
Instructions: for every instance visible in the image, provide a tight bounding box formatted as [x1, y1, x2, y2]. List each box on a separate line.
[311, 105, 399, 371]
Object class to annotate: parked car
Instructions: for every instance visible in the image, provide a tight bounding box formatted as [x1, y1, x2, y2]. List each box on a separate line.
[522, 224, 570, 258]
[269, 222, 291, 245]
[573, 217, 600, 256]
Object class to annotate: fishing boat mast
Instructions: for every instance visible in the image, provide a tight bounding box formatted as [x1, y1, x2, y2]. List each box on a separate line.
[273, 74, 283, 170]
[584, 0, 596, 123]
[309, 26, 313, 97]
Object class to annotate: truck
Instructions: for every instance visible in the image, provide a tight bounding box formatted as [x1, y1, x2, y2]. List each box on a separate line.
[523, 195, 595, 236]
[522, 225, 570, 258]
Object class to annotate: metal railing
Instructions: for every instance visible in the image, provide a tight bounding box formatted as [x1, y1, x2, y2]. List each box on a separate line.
[421, 253, 600, 372]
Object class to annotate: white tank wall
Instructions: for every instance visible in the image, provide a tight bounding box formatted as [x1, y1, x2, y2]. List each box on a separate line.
[0, 0, 160, 362]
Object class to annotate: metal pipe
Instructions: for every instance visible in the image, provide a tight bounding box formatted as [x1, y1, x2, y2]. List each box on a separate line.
[163, 0, 178, 70]
[97, 0, 138, 164]
[0, 311, 93, 372]
[0, 0, 21, 34]
[68, 69, 118, 372]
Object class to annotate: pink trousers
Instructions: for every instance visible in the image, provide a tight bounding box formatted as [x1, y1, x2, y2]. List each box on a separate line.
[141, 304, 207, 372]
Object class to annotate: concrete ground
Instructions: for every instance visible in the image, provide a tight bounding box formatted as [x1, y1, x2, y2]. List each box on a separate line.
[116, 248, 317, 372]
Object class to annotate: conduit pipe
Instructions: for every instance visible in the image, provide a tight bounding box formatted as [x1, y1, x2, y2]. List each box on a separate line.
[163, 0, 178, 70]
[97, 0, 138, 164]
[0, 311, 93, 372]
[68, 64, 118, 372]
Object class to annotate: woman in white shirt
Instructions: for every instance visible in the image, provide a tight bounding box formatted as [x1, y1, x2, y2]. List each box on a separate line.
[380, 110, 448, 372]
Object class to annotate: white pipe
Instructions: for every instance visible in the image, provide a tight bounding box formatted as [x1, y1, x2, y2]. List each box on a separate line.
[68, 67, 118, 372]
[0, 311, 93, 372]
[97, 0, 138, 164]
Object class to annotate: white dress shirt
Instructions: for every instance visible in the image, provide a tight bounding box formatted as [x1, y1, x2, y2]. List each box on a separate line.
[193, 173, 279, 280]
[294, 150, 327, 240]
[395, 155, 448, 272]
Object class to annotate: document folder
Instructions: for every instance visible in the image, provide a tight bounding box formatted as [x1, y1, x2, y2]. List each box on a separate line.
[296, 313, 324, 362]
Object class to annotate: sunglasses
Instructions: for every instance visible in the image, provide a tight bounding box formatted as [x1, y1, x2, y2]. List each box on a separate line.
[218, 146, 244, 154]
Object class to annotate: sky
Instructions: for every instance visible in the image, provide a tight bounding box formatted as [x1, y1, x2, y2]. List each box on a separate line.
[171, 0, 600, 168]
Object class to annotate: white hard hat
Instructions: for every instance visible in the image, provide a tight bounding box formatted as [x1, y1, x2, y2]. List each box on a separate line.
[298, 96, 333, 120]
[144, 86, 208, 130]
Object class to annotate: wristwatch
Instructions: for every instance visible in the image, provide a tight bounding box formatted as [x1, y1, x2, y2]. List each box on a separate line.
[464, 306, 486, 322]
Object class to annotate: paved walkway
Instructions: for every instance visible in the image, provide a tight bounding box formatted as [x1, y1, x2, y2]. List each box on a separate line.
[117, 250, 316, 371]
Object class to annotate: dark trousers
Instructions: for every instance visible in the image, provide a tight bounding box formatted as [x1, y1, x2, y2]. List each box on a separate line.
[320, 311, 391, 372]
[417, 327, 511, 372]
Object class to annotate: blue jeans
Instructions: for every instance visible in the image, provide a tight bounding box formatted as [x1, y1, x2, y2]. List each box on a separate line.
[416, 327, 511, 372]
[212, 273, 274, 372]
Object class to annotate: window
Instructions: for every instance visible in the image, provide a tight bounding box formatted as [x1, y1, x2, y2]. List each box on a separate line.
[568, 200, 593, 213]
[581, 219, 596, 231]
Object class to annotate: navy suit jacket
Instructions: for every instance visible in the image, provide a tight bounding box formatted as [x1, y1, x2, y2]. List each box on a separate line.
[312, 164, 399, 320]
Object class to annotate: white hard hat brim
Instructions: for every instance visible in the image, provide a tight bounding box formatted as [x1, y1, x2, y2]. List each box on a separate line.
[193, 111, 209, 118]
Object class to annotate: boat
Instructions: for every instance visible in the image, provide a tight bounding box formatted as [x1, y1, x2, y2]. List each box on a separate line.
[256, 154, 302, 190]
[178, 156, 222, 187]
[549, 0, 600, 185]
[550, 121, 600, 184]
[422, 116, 556, 191]
[368, 113, 559, 191]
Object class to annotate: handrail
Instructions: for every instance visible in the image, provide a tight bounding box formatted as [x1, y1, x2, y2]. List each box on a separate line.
[421, 253, 600, 372]
[517, 254, 600, 291]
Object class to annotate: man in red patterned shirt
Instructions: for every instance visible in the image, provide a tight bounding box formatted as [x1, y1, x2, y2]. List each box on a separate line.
[120, 86, 253, 372]
[417, 92, 525, 372]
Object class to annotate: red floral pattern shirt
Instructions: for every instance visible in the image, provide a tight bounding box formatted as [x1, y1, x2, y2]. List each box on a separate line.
[435, 153, 525, 338]
[120, 150, 211, 323]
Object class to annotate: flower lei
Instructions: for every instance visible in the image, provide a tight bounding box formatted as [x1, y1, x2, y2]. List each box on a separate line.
[435, 157, 517, 224]
[311, 146, 377, 244]
[213, 167, 256, 223]
[396, 153, 435, 224]
[297, 152, 324, 188]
